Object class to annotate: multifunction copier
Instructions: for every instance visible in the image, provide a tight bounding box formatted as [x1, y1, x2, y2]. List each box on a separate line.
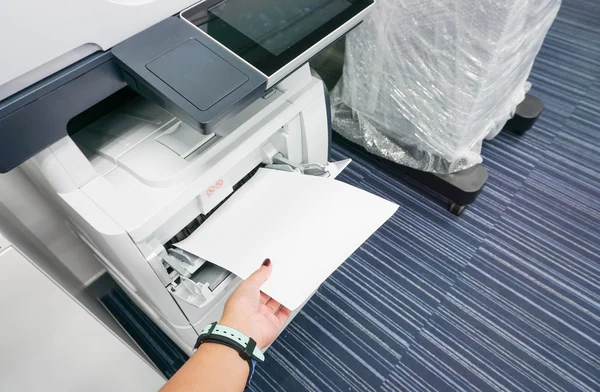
[0, 0, 374, 352]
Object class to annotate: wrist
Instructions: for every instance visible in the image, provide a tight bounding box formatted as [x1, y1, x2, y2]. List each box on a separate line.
[195, 343, 250, 388]
[194, 322, 264, 387]
[219, 316, 261, 347]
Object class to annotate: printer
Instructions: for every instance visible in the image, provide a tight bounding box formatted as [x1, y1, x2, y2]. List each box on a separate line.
[0, 0, 374, 352]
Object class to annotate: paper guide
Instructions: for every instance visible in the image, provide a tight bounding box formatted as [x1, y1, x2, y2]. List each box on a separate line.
[175, 168, 398, 310]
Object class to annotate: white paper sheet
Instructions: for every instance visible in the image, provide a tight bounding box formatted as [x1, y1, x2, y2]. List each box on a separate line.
[175, 168, 398, 310]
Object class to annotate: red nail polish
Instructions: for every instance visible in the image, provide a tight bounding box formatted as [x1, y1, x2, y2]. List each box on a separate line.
[262, 258, 271, 267]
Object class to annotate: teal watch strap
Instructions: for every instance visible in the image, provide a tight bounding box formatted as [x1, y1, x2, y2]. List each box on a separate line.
[195, 322, 265, 362]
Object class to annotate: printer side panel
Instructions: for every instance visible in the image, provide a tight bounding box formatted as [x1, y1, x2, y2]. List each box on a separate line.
[280, 67, 331, 165]
[22, 152, 198, 352]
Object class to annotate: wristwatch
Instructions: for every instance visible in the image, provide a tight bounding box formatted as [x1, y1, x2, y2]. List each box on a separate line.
[194, 322, 265, 385]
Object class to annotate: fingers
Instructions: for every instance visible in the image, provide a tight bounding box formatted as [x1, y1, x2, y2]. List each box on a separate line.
[265, 298, 281, 313]
[260, 292, 270, 305]
[276, 306, 292, 325]
[265, 297, 291, 325]
[244, 258, 272, 289]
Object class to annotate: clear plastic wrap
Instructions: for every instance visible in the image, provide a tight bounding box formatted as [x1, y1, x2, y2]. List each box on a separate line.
[331, 0, 561, 173]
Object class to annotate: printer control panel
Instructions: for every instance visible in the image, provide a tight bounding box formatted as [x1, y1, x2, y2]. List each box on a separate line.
[181, 0, 374, 76]
[113, 17, 267, 135]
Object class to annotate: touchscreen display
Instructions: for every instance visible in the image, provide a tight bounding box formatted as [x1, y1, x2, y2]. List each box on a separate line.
[182, 0, 372, 76]
[208, 0, 352, 56]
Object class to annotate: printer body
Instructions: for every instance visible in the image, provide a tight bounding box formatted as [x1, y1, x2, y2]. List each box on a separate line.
[0, 0, 373, 352]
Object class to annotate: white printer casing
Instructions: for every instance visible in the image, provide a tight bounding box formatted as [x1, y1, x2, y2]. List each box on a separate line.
[1, 0, 374, 354]
[21, 65, 331, 352]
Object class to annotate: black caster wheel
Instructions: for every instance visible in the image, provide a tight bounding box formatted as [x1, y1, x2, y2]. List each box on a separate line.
[449, 202, 466, 216]
[503, 94, 544, 135]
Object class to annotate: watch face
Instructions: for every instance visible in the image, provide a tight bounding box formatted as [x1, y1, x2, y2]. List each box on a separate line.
[182, 0, 373, 76]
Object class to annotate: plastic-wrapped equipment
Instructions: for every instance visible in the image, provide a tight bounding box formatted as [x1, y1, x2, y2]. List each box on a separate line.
[331, 0, 561, 173]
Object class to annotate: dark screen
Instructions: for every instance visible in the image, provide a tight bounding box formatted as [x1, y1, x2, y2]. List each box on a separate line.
[208, 0, 351, 56]
[181, 0, 372, 76]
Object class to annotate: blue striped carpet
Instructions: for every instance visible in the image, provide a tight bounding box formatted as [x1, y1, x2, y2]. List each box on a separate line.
[104, 0, 600, 390]
[249, 1, 600, 390]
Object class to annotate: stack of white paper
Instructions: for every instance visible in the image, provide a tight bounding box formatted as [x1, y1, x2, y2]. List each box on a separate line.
[175, 168, 398, 310]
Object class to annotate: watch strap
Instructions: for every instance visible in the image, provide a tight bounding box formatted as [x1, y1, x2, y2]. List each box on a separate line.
[195, 322, 265, 362]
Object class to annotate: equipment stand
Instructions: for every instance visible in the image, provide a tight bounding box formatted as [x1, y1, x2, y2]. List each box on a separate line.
[368, 94, 544, 216]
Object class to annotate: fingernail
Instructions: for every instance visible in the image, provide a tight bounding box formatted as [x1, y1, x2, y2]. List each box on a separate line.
[262, 258, 271, 267]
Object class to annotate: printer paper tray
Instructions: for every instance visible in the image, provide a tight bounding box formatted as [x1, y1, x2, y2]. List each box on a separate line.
[164, 159, 355, 317]
[174, 166, 398, 310]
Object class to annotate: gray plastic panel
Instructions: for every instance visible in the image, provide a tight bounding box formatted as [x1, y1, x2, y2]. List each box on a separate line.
[0, 55, 126, 173]
[112, 17, 267, 134]
[146, 39, 248, 111]
[0, 52, 114, 119]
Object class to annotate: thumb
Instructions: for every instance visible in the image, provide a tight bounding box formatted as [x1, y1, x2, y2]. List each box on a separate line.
[244, 258, 272, 288]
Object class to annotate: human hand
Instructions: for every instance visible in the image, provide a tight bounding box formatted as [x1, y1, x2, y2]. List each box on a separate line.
[219, 259, 291, 349]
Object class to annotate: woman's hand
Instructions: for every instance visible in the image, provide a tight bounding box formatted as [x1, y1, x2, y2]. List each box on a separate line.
[160, 260, 291, 392]
[219, 259, 291, 349]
